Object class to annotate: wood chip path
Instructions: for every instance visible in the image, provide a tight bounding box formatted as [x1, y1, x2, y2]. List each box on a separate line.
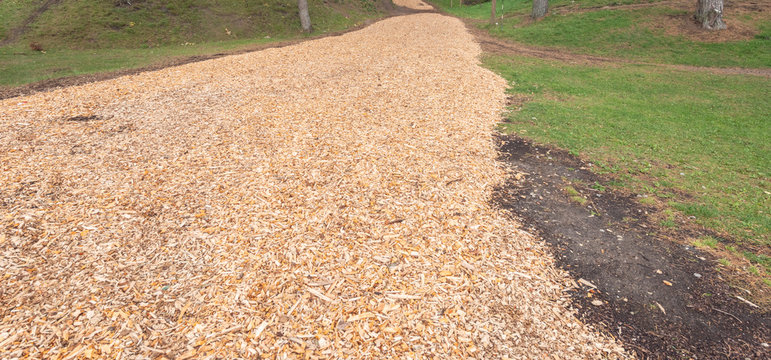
[0, 6, 629, 359]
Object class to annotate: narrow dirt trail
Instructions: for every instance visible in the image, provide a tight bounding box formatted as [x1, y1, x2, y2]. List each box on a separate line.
[0, 8, 628, 360]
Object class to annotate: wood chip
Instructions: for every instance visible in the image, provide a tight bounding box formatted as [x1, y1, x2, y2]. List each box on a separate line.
[307, 288, 334, 302]
[386, 293, 422, 300]
[0, 333, 19, 350]
[253, 321, 270, 338]
[347, 312, 377, 322]
[578, 278, 598, 289]
[206, 325, 244, 339]
[0, 2, 629, 358]
[736, 296, 760, 308]
[511, 271, 533, 280]
[655, 301, 667, 315]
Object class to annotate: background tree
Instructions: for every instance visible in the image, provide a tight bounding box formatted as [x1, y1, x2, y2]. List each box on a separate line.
[298, 0, 312, 32]
[532, 0, 548, 19]
[695, 0, 726, 30]
[380, 0, 394, 12]
[490, 0, 497, 25]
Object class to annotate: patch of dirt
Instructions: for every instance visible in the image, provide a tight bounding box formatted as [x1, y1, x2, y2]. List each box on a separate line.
[0, 0, 61, 47]
[494, 134, 771, 359]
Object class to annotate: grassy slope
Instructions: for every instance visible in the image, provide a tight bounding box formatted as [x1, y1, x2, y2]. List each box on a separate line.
[0, 0, 382, 87]
[0, 0, 46, 40]
[433, 0, 771, 285]
[436, 0, 771, 67]
[488, 56, 770, 247]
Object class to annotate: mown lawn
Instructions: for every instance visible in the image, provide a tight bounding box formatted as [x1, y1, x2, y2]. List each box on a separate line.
[0, 0, 382, 88]
[434, 0, 771, 67]
[431, 0, 771, 285]
[0, 37, 280, 87]
[487, 56, 770, 253]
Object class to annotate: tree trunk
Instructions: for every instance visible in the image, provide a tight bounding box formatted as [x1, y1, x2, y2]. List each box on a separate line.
[532, 0, 548, 19]
[490, 0, 497, 25]
[380, 0, 393, 12]
[695, 0, 726, 30]
[298, 0, 312, 32]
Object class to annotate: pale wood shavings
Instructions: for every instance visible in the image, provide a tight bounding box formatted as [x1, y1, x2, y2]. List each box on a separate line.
[0, 8, 629, 360]
[393, 0, 434, 10]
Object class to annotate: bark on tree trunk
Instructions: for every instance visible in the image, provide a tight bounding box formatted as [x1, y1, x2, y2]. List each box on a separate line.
[490, 0, 497, 25]
[298, 0, 312, 32]
[380, 0, 393, 12]
[695, 0, 726, 30]
[532, 0, 548, 19]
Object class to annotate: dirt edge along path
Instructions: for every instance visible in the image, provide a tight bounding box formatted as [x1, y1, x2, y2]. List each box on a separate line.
[493, 134, 771, 359]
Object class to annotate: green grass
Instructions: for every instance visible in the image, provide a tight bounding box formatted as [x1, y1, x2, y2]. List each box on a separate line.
[1, 37, 276, 87]
[435, 0, 668, 20]
[744, 251, 771, 273]
[0, 0, 47, 40]
[693, 236, 719, 249]
[486, 54, 770, 269]
[492, 8, 771, 68]
[6, 0, 379, 49]
[432, 0, 771, 68]
[438, 0, 771, 286]
[564, 185, 588, 205]
[638, 196, 655, 205]
[1, 0, 383, 87]
[660, 208, 678, 229]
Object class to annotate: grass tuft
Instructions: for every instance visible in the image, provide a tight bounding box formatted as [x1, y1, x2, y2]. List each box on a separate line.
[693, 236, 719, 249]
[564, 185, 588, 205]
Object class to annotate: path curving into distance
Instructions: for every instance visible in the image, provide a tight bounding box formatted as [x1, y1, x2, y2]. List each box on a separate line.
[0, 6, 629, 359]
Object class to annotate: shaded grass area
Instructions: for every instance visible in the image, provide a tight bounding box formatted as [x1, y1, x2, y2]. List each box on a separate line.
[433, 0, 771, 68]
[5, 0, 378, 49]
[434, 0, 665, 19]
[0, 0, 382, 87]
[0, 0, 47, 40]
[0, 38, 275, 87]
[485, 54, 770, 281]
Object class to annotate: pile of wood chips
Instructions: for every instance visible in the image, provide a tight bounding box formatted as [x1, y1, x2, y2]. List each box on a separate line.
[0, 11, 629, 360]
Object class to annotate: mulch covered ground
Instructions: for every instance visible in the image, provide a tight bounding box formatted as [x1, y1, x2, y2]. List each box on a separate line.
[0, 6, 627, 359]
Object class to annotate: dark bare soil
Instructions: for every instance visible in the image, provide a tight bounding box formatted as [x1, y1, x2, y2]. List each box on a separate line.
[494, 134, 770, 359]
